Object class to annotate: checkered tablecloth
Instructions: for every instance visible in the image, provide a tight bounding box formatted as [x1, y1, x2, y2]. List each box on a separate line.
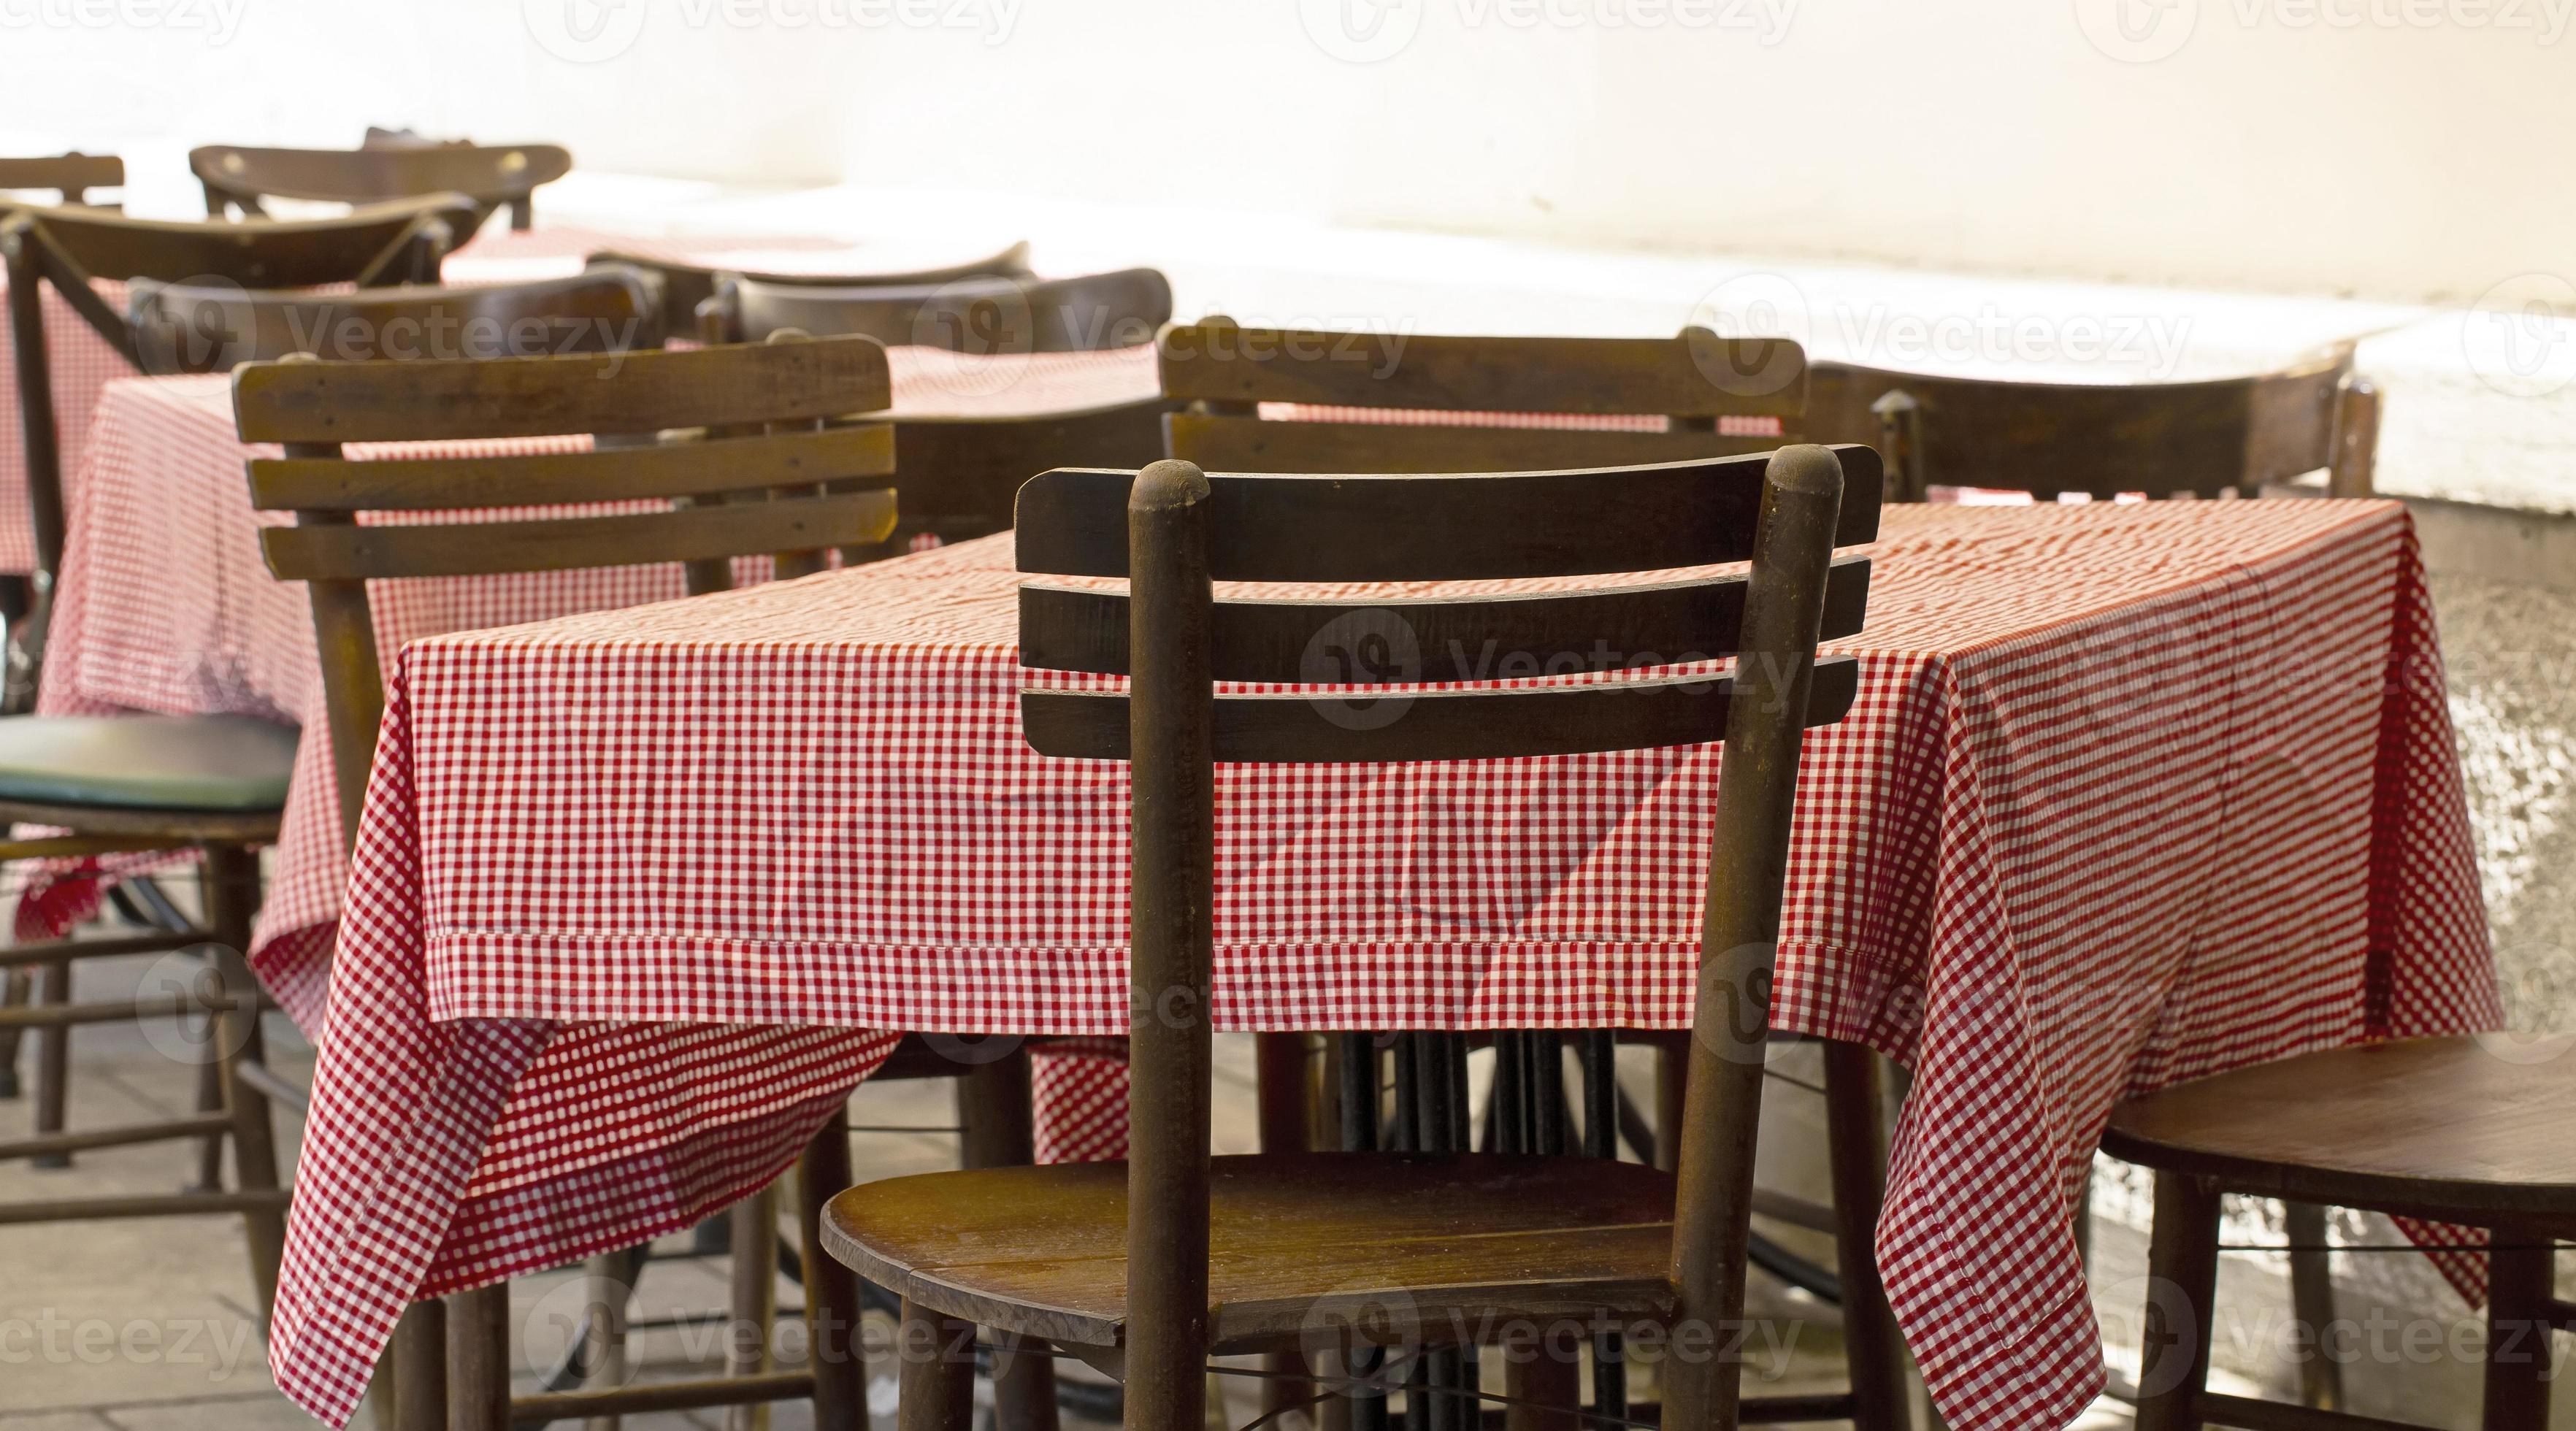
[254, 497, 2493, 1430]
[0, 225, 1127, 575]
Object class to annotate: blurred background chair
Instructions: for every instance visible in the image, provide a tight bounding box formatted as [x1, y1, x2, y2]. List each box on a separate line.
[594, 237, 1034, 339]
[705, 266, 1176, 558]
[1806, 346, 2380, 502]
[128, 263, 667, 372]
[0, 154, 123, 209]
[192, 138, 570, 234]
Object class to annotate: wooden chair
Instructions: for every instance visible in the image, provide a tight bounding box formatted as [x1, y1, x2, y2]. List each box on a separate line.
[0, 196, 472, 680]
[2103, 1037, 2576, 1429]
[827, 444, 1902, 1431]
[705, 266, 1176, 557]
[238, 335, 897, 1430]
[1804, 347, 2380, 502]
[591, 238, 1034, 340]
[1157, 320, 1906, 1417]
[1158, 319, 1806, 474]
[193, 140, 570, 234]
[128, 264, 666, 373]
[0, 153, 122, 207]
[1812, 347, 2383, 1411]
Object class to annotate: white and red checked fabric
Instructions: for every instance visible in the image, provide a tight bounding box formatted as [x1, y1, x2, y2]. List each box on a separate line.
[0, 223, 1110, 575]
[258, 498, 2493, 1430]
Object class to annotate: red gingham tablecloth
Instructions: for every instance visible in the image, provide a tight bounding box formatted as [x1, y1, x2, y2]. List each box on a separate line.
[0, 225, 1119, 574]
[258, 498, 2495, 1430]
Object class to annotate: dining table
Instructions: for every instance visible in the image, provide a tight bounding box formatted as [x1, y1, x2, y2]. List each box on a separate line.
[231, 491, 2496, 1431]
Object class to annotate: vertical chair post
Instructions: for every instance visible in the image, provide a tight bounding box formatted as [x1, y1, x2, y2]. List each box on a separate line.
[1124, 460, 1216, 1431]
[204, 843, 285, 1321]
[2282, 1201, 2342, 1411]
[2131, 1171, 2222, 1431]
[959, 1048, 1062, 1431]
[1820, 1041, 1908, 1430]
[1664, 446, 1844, 1431]
[447, 1281, 513, 1431]
[727, 1184, 778, 1431]
[797, 1106, 870, 1431]
[2482, 1231, 2556, 1431]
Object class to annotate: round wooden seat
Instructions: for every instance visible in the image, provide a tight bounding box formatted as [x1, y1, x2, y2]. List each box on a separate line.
[2101, 1033, 2576, 1224]
[821, 1152, 1679, 1354]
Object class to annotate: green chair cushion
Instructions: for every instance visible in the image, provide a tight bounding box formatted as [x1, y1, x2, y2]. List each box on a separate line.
[0, 715, 297, 812]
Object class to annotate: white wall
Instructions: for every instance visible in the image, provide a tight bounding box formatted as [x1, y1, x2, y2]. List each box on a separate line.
[4, 0, 2573, 301]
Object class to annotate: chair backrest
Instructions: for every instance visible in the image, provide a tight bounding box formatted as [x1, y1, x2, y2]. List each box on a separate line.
[129, 265, 666, 374]
[192, 141, 572, 232]
[705, 266, 1172, 353]
[1806, 348, 2380, 501]
[0, 153, 123, 207]
[591, 239, 1035, 338]
[1157, 320, 1808, 475]
[1013, 443, 1878, 1429]
[236, 336, 898, 844]
[0, 196, 476, 601]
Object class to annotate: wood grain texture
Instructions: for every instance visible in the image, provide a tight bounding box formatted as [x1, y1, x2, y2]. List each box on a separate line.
[1020, 654, 1858, 764]
[259, 488, 895, 581]
[1165, 412, 1780, 476]
[2104, 1035, 2576, 1221]
[0, 153, 122, 203]
[249, 423, 893, 510]
[233, 334, 892, 443]
[1018, 555, 1871, 679]
[824, 1154, 1680, 1352]
[1014, 448, 1882, 582]
[1157, 323, 1806, 419]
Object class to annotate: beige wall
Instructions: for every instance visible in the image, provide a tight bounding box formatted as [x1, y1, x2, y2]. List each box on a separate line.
[6, 0, 2573, 301]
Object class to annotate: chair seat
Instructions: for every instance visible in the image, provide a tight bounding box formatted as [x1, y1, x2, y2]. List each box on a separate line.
[2101, 1034, 2576, 1224]
[0, 715, 296, 813]
[822, 1153, 1678, 1353]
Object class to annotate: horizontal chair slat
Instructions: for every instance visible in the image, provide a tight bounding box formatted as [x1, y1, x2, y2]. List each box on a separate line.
[1021, 653, 1860, 763]
[13, 197, 469, 288]
[260, 489, 897, 581]
[248, 424, 895, 511]
[231, 336, 893, 444]
[1157, 326, 1807, 419]
[1015, 448, 1882, 581]
[1163, 412, 1784, 475]
[1021, 555, 1872, 680]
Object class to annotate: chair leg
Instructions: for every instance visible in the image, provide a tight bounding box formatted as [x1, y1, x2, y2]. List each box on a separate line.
[2482, 1232, 2555, 1431]
[581, 1250, 635, 1431]
[203, 845, 284, 1322]
[797, 1105, 869, 1431]
[189, 1000, 226, 1194]
[30, 959, 69, 1166]
[448, 1283, 513, 1431]
[2282, 1202, 2342, 1411]
[897, 1297, 974, 1431]
[2132, 1172, 2222, 1431]
[1503, 1341, 1579, 1431]
[394, 1297, 451, 1431]
[1820, 1042, 1909, 1431]
[727, 1183, 777, 1431]
[959, 1051, 1062, 1431]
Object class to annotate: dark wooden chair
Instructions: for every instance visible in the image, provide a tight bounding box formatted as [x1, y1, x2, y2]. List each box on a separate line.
[2104, 1037, 2576, 1429]
[1155, 319, 1906, 1418]
[827, 444, 1904, 1431]
[1811, 346, 2383, 1411]
[591, 238, 1034, 340]
[1158, 319, 1805, 473]
[1805, 347, 2380, 502]
[128, 263, 666, 373]
[0, 154, 123, 207]
[0, 196, 474, 688]
[193, 140, 570, 234]
[237, 335, 897, 1430]
[705, 266, 1176, 559]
